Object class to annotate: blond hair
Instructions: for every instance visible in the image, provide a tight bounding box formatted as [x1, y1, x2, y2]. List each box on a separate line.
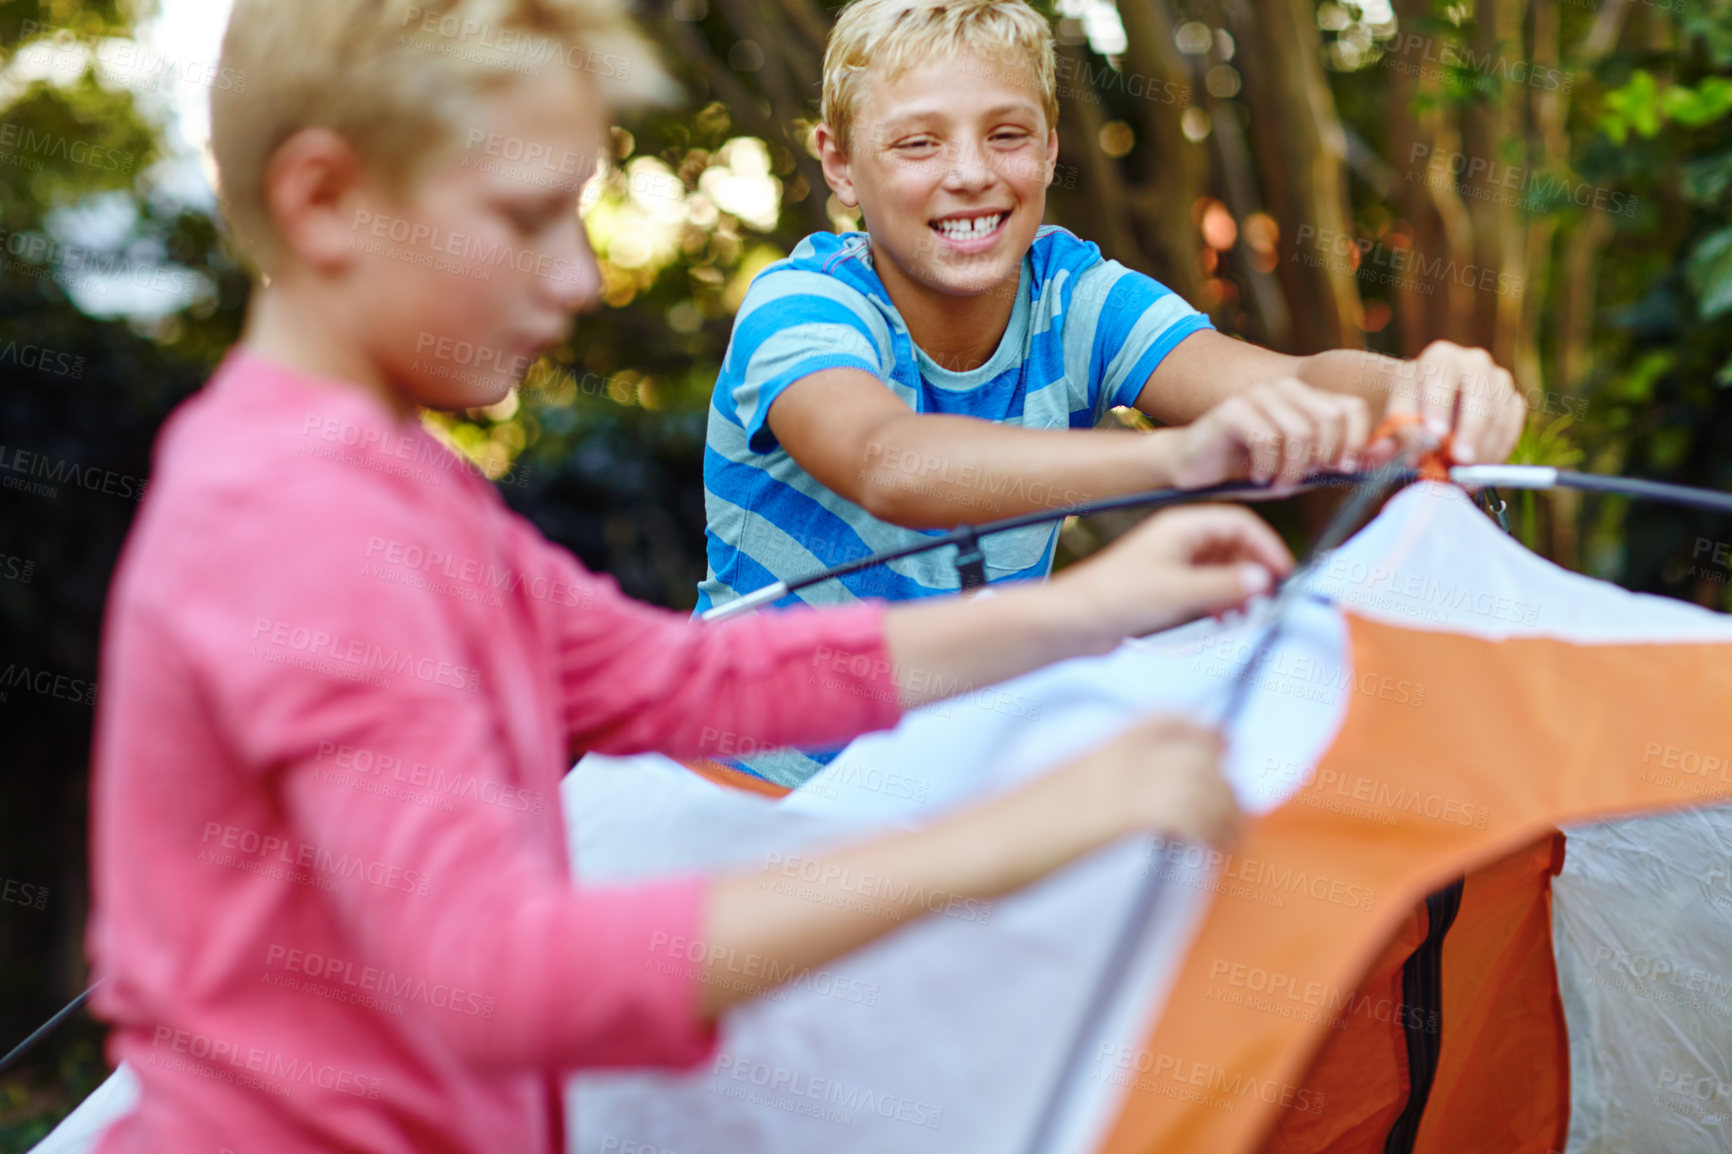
[211, 0, 674, 272]
[821, 0, 1057, 156]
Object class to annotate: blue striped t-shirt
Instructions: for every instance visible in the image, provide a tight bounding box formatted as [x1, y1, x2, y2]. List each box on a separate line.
[699, 225, 1212, 785]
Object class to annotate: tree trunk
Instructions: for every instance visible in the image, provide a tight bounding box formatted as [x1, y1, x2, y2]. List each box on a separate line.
[1229, 0, 1362, 353]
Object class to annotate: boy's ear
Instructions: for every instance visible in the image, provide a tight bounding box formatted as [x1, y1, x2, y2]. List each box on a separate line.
[1045, 128, 1059, 188]
[814, 122, 860, 209]
[262, 127, 373, 274]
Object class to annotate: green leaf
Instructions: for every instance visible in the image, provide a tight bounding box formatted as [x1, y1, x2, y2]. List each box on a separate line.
[1688, 225, 1732, 318]
[1663, 77, 1732, 128]
[1683, 151, 1732, 205]
[1602, 70, 1664, 143]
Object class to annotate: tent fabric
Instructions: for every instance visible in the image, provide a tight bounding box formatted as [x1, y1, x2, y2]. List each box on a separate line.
[1553, 807, 1732, 1152]
[27, 483, 1732, 1154]
[1261, 835, 1569, 1154]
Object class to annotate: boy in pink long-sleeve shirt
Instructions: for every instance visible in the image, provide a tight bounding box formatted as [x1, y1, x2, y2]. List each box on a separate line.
[85, 2, 1296, 1151]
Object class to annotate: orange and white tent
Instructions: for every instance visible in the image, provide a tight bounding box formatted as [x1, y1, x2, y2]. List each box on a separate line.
[571, 482, 1732, 1154]
[32, 482, 1732, 1154]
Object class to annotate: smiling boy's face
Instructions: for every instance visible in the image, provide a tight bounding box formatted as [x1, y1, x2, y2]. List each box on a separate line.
[821, 49, 1057, 304]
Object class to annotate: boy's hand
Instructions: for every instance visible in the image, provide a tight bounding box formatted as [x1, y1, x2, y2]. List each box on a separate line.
[1053, 505, 1293, 645]
[1171, 379, 1371, 490]
[1068, 716, 1241, 848]
[1369, 340, 1527, 466]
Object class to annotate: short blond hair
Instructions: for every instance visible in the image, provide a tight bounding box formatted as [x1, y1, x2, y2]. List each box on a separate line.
[821, 0, 1057, 156]
[211, 0, 674, 272]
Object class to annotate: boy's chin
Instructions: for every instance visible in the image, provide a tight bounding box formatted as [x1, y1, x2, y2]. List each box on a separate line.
[921, 263, 1019, 299]
[402, 373, 519, 413]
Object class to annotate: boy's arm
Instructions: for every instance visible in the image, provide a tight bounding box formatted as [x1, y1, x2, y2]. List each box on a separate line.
[1134, 330, 1529, 466]
[765, 366, 1367, 530]
[554, 504, 1291, 758]
[699, 714, 1234, 1015]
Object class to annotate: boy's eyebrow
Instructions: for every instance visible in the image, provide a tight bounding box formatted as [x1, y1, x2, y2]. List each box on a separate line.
[876, 101, 1044, 136]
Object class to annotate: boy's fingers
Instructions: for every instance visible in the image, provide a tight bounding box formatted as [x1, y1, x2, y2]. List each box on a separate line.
[1414, 343, 1462, 438]
[1245, 390, 1316, 487]
[1492, 389, 1529, 462]
[1275, 380, 1350, 473]
[1449, 353, 1509, 464]
[1161, 505, 1295, 577]
[1160, 562, 1275, 618]
[1331, 392, 1372, 467]
[1211, 400, 1277, 484]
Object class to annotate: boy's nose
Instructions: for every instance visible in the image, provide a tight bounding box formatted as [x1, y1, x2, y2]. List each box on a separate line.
[541, 218, 603, 313]
[942, 141, 996, 190]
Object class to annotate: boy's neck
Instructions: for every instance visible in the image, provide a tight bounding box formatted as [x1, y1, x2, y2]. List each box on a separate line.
[241, 278, 418, 421]
[873, 247, 1018, 375]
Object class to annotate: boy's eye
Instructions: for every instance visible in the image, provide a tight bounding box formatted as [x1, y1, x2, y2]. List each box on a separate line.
[502, 203, 559, 234]
[991, 130, 1031, 145]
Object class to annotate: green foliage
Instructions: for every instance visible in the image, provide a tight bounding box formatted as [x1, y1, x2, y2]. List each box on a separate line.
[1601, 70, 1732, 143]
[0, 76, 160, 225]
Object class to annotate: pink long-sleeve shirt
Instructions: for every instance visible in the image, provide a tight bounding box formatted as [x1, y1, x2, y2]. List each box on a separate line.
[88, 349, 903, 1154]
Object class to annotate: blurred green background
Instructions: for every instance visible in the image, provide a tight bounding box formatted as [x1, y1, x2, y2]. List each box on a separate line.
[3, 0, 1731, 1143]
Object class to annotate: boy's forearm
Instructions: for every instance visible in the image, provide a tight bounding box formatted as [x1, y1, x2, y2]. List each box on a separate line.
[1294, 349, 1400, 415]
[857, 414, 1187, 528]
[698, 765, 1113, 1017]
[880, 580, 1114, 709]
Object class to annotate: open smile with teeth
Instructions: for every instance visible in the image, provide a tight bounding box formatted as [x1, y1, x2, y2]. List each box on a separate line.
[933, 212, 1006, 241]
